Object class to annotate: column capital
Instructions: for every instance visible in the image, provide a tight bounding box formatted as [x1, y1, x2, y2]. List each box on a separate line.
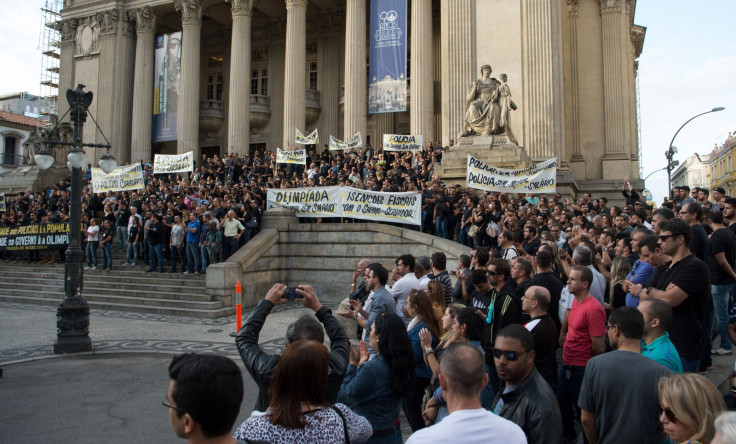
[228, 0, 257, 17]
[129, 6, 159, 35]
[59, 18, 78, 43]
[285, 0, 308, 10]
[567, 0, 580, 16]
[176, 0, 204, 27]
[96, 9, 120, 36]
[599, 0, 623, 14]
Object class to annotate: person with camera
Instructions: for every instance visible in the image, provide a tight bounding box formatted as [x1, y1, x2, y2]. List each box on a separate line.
[236, 283, 350, 412]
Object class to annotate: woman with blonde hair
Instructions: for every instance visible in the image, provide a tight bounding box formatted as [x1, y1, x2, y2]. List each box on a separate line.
[658, 373, 726, 443]
[604, 256, 631, 312]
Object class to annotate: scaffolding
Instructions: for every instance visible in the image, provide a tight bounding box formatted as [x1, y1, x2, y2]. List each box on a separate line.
[38, 0, 61, 118]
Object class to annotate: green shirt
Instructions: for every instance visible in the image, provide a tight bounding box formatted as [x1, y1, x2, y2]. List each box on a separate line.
[641, 332, 684, 374]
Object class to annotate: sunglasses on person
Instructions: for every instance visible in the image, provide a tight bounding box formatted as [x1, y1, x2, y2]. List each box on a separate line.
[486, 270, 499, 276]
[660, 405, 677, 423]
[658, 234, 679, 242]
[492, 348, 527, 361]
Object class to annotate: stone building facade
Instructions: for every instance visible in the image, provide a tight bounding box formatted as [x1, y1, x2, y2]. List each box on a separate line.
[57, 0, 645, 191]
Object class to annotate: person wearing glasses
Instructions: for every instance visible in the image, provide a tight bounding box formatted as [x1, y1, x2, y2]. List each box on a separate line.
[578, 307, 672, 444]
[657, 373, 725, 444]
[490, 324, 562, 444]
[165, 353, 264, 444]
[630, 219, 709, 373]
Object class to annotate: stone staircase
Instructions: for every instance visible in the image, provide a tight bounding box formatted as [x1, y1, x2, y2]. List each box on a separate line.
[0, 248, 233, 318]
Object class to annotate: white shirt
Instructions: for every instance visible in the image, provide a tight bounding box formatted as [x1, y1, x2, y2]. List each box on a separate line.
[406, 408, 527, 444]
[390, 272, 421, 325]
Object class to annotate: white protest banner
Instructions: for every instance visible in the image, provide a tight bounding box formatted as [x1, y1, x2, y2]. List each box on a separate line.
[0, 193, 5, 213]
[466, 155, 557, 194]
[329, 132, 363, 151]
[91, 164, 145, 193]
[153, 151, 194, 174]
[276, 148, 307, 165]
[382, 134, 423, 151]
[267, 186, 341, 218]
[295, 128, 319, 145]
[341, 187, 421, 226]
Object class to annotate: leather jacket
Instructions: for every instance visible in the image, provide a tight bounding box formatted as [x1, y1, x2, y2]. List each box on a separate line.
[236, 299, 350, 411]
[491, 367, 563, 444]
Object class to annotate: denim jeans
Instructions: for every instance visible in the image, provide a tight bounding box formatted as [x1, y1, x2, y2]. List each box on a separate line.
[223, 236, 238, 259]
[126, 241, 139, 264]
[143, 238, 151, 264]
[86, 242, 98, 268]
[186, 242, 200, 273]
[101, 243, 113, 269]
[171, 244, 186, 272]
[200, 244, 209, 271]
[556, 365, 587, 441]
[712, 283, 735, 350]
[681, 359, 701, 373]
[116, 225, 128, 249]
[149, 243, 163, 272]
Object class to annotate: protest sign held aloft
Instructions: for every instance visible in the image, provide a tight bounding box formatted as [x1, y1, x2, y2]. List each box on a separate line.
[276, 148, 307, 165]
[266, 186, 341, 218]
[382, 134, 423, 151]
[91, 164, 145, 193]
[153, 152, 194, 174]
[329, 133, 363, 151]
[0, 222, 72, 251]
[295, 128, 319, 145]
[466, 155, 557, 194]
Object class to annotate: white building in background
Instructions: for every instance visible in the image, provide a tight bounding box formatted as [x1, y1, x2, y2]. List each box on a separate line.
[671, 153, 710, 191]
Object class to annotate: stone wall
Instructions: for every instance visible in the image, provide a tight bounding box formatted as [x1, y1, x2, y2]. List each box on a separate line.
[205, 208, 467, 309]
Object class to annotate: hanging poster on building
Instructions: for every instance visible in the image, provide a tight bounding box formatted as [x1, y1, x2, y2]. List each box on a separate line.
[382, 134, 423, 151]
[466, 155, 557, 194]
[276, 148, 307, 165]
[0, 193, 5, 213]
[153, 152, 194, 174]
[295, 128, 319, 145]
[91, 164, 145, 193]
[341, 187, 421, 226]
[369, 0, 407, 114]
[267, 186, 341, 218]
[153, 32, 181, 143]
[0, 222, 71, 251]
[329, 133, 363, 151]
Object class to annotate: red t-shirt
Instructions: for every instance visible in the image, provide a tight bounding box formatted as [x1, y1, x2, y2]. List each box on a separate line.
[563, 296, 606, 366]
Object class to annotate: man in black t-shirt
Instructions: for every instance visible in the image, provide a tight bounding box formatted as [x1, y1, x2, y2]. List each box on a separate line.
[522, 285, 558, 388]
[634, 219, 709, 372]
[707, 210, 736, 355]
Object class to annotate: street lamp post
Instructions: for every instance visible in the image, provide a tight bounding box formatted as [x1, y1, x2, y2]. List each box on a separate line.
[35, 84, 117, 354]
[666, 107, 725, 199]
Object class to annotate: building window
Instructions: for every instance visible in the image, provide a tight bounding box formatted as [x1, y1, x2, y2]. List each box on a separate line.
[308, 61, 318, 91]
[3, 136, 19, 165]
[251, 67, 268, 96]
[206, 73, 223, 101]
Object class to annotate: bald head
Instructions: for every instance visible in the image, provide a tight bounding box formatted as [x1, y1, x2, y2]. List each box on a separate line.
[439, 342, 487, 399]
[527, 286, 550, 312]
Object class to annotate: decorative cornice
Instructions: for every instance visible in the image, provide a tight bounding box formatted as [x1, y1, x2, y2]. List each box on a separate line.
[175, 0, 204, 27]
[228, 0, 257, 17]
[285, 0, 308, 10]
[129, 6, 159, 35]
[59, 18, 78, 43]
[96, 9, 120, 36]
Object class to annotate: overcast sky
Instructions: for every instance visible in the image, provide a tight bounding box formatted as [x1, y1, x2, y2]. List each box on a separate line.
[1, 0, 734, 204]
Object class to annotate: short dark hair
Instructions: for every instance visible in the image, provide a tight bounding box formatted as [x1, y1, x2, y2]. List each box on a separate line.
[489, 258, 510, 279]
[455, 307, 486, 342]
[525, 224, 538, 236]
[710, 209, 725, 225]
[496, 324, 534, 353]
[440, 342, 486, 398]
[431, 252, 447, 270]
[608, 306, 644, 340]
[572, 265, 593, 288]
[367, 262, 389, 286]
[396, 254, 416, 271]
[641, 298, 674, 331]
[471, 269, 488, 286]
[285, 314, 324, 345]
[660, 218, 692, 247]
[638, 234, 660, 254]
[535, 250, 554, 269]
[653, 208, 675, 222]
[459, 254, 471, 268]
[475, 248, 490, 267]
[684, 202, 703, 222]
[168, 353, 243, 438]
[515, 258, 532, 278]
[699, 187, 710, 197]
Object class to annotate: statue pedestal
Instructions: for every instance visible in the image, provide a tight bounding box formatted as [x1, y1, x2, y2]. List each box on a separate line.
[0, 166, 69, 194]
[435, 138, 530, 189]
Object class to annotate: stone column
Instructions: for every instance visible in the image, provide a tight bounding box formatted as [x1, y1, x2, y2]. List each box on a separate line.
[520, 0, 566, 163]
[129, 7, 158, 163]
[116, 17, 136, 164]
[175, 0, 204, 157]
[227, 0, 255, 155]
[268, 20, 286, 151]
[58, 19, 77, 123]
[94, 9, 120, 165]
[599, 0, 632, 178]
[318, 9, 342, 147]
[410, 0, 433, 143]
[567, 0, 585, 178]
[282, 0, 308, 150]
[440, 0, 473, 144]
[344, 0, 367, 147]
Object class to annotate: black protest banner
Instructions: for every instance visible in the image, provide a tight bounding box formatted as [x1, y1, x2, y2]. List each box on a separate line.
[0, 222, 72, 251]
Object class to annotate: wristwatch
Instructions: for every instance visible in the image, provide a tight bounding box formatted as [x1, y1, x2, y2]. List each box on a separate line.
[424, 347, 434, 356]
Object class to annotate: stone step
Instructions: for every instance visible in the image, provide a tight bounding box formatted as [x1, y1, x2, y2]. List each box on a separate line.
[0, 288, 232, 315]
[0, 266, 207, 287]
[0, 278, 211, 301]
